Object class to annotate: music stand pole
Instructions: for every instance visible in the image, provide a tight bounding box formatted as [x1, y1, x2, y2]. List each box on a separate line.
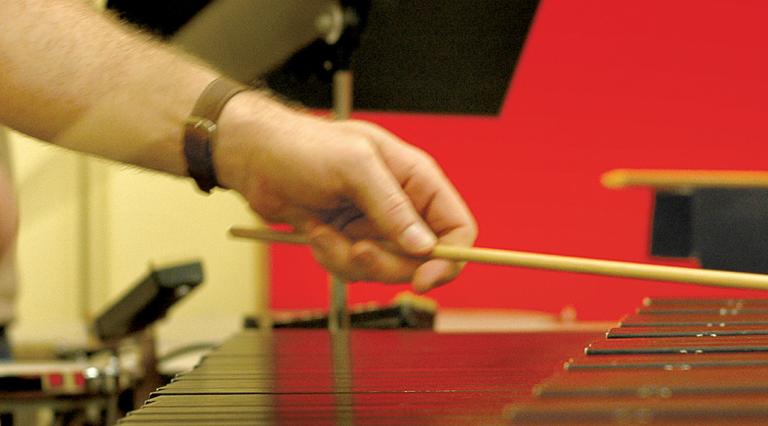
[329, 72, 353, 332]
[328, 2, 366, 332]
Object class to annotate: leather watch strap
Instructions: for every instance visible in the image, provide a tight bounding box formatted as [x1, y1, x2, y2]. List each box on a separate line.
[184, 77, 249, 192]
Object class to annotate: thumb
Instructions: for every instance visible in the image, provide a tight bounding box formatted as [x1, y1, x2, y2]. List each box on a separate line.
[346, 155, 436, 254]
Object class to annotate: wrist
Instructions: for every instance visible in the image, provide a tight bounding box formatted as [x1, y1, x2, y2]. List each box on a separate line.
[213, 90, 297, 193]
[184, 77, 249, 192]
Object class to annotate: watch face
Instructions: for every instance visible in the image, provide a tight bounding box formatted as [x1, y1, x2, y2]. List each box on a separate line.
[184, 117, 218, 193]
[186, 117, 217, 138]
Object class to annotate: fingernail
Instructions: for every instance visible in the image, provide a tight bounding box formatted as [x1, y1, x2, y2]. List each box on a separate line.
[398, 223, 436, 253]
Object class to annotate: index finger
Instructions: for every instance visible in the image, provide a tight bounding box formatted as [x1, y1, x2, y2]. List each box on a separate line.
[371, 136, 477, 291]
[345, 121, 476, 245]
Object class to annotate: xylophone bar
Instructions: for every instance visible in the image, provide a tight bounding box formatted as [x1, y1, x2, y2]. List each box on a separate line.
[620, 312, 768, 327]
[508, 396, 768, 425]
[120, 330, 598, 425]
[606, 325, 768, 338]
[643, 297, 768, 307]
[586, 335, 768, 355]
[565, 352, 768, 371]
[507, 297, 768, 424]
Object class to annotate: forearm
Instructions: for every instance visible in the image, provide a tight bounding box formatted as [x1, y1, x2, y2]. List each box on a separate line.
[0, 1, 477, 290]
[0, 0, 223, 175]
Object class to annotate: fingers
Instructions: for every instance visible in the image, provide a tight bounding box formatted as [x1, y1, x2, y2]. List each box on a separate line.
[410, 191, 476, 292]
[349, 240, 421, 283]
[306, 224, 360, 282]
[249, 116, 476, 290]
[321, 213, 464, 292]
[410, 192, 475, 292]
[344, 120, 475, 246]
[306, 220, 469, 293]
[307, 223, 422, 284]
[412, 259, 461, 293]
[341, 148, 437, 255]
[308, 222, 465, 293]
[349, 123, 478, 291]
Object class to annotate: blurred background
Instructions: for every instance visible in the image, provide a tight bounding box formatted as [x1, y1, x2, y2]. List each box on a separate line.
[6, 0, 768, 352]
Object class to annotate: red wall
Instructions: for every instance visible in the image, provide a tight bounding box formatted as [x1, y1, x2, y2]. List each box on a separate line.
[271, 0, 768, 320]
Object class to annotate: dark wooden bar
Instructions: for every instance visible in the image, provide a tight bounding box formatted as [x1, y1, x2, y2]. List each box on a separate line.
[586, 335, 768, 354]
[620, 313, 768, 327]
[534, 367, 768, 397]
[507, 298, 768, 424]
[566, 352, 768, 370]
[643, 298, 768, 307]
[607, 325, 768, 338]
[123, 297, 768, 424]
[507, 395, 768, 425]
[120, 330, 597, 425]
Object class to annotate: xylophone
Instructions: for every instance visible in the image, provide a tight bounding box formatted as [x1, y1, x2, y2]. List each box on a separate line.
[122, 297, 768, 424]
[507, 297, 768, 424]
[119, 329, 597, 425]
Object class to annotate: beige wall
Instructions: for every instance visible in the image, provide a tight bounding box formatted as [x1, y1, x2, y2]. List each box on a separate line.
[4, 0, 268, 351]
[7, 129, 267, 349]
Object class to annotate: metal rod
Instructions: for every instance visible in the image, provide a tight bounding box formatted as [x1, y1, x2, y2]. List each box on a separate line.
[330, 69, 354, 331]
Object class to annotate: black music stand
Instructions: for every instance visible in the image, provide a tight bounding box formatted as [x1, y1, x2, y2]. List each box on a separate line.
[108, 0, 540, 115]
[651, 190, 768, 274]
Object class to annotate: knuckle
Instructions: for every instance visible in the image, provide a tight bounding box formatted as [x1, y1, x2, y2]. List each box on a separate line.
[406, 146, 436, 168]
[346, 139, 377, 163]
[343, 119, 383, 138]
[451, 221, 479, 248]
[420, 152, 439, 169]
[334, 139, 377, 176]
[468, 219, 479, 242]
[381, 193, 412, 230]
[406, 150, 440, 180]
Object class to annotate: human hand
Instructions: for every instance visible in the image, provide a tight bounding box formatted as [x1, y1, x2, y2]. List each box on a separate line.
[215, 92, 477, 292]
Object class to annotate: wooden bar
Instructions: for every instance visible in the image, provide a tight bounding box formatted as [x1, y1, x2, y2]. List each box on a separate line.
[620, 313, 768, 327]
[508, 297, 768, 424]
[565, 352, 768, 371]
[124, 297, 768, 424]
[636, 306, 768, 315]
[121, 330, 597, 425]
[586, 335, 768, 355]
[508, 396, 768, 425]
[643, 297, 768, 307]
[601, 169, 768, 190]
[607, 325, 768, 339]
[534, 368, 768, 397]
